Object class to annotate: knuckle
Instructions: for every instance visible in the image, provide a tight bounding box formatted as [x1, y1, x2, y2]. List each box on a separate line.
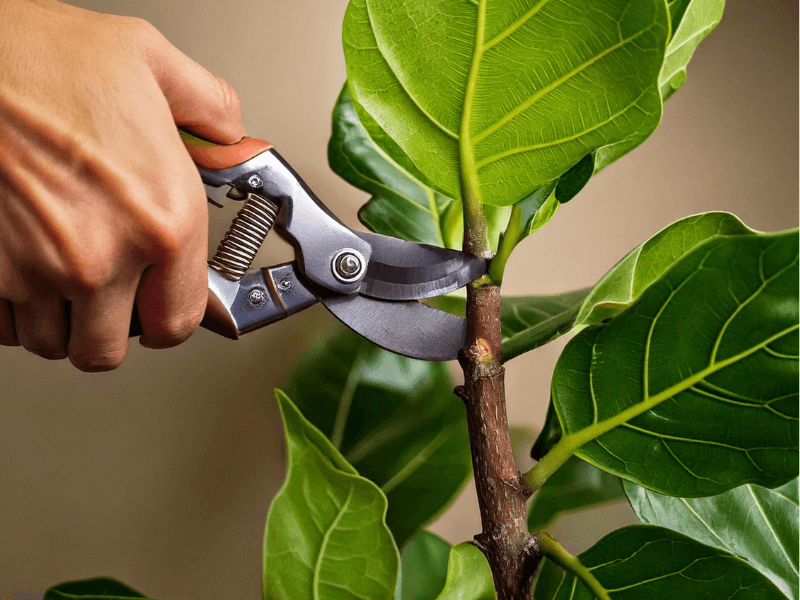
[70, 347, 127, 373]
[61, 251, 115, 294]
[124, 17, 164, 50]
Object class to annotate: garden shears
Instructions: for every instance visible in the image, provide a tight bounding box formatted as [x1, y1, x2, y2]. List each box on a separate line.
[181, 131, 486, 361]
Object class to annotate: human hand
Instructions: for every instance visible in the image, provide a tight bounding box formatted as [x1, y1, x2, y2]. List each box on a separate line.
[0, 0, 244, 371]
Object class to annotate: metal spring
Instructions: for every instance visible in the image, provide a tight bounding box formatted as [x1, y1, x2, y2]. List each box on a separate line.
[208, 194, 279, 281]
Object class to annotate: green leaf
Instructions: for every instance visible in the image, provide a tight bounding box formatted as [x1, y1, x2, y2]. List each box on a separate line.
[434, 543, 496, 600]
[343, 0, 669, 207]
[329, 82, 511, 251]
[263, 390, 399, 600]
[501, 288, 592, 361]
[397, 531, 451, 600]
[282, 328, 471, 548]
[537, 525, 788, 600]
[44, 578, 150, 600]
[552, 229, 799, 497]
[625, 478, 799, 600]
[576, 212, 756, 327]
[531, 400, 562, 462]
[528, 456, 625, 532]
[329, 83, 456, 248]
[661, 0, 726, 100]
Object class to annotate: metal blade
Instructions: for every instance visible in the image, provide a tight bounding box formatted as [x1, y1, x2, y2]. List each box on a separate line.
[354, 231, 487, 301]
[322, 294, 466, 361]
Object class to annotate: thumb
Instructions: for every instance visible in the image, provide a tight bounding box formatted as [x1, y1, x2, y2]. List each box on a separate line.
[145, 32, 245, 144]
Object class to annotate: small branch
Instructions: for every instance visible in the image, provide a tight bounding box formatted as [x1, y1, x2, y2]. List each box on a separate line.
[536, 533, 611, 600]
[488, 204, 522, 285]
[523, 435, 577, 492]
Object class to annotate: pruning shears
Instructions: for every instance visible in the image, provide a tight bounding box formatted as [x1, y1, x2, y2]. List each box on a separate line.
[181, 131, 486, 361]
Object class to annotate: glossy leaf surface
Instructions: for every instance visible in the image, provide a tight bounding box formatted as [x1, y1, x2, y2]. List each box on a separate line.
[536, 525, 787, 600]
[283, 328, 470, 548]
[343, 0, 669, 207]
[625, 478, 799, 600]
[575, 212, 755, 327]
[330, 84, 459, 248]
[434, 543, 496, 600]
[553, 229, 799, 496]
[397, 531, 451, 600]
[531, 400, 562, 461]
[330, 83, 513, 251]
[528, 456, 624, 532]
[44, 578, 149, 600]
[502, 288, 591, 361]
[263, 391, 398, 600]
[661, 0, 726, 99]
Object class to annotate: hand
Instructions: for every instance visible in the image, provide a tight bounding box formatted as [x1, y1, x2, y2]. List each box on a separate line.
[0, 0, 244, 371]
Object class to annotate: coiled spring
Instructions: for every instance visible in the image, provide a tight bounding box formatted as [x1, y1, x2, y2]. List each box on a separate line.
[208, 194, 279, 281]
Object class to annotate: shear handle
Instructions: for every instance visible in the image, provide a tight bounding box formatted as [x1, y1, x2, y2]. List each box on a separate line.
[180, 130, 273, 170]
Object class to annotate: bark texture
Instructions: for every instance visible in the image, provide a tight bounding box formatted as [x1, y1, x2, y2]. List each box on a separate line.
[457, 283, 541, 599]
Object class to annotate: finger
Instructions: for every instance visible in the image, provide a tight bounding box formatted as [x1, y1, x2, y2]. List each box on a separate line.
[136, 232, 208, 350]
[0, 301, 19, 346]
[13, 295, 68, 360]
[143, 30, 244, 144]
[67, 285, 135, 372]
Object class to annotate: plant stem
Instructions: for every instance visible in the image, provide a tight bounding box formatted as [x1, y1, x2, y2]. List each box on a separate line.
[457, 283, 539, 599]
[456, 0, 541, 596]
[536, 533, 611, 600]
[523, 434, 577, 491]
[488, 205, 522, 285]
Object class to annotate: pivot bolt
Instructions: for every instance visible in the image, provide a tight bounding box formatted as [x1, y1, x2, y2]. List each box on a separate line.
[332, 249, 365, 283]
[247, 174, 263, 189]
[247, 288, 267, 308]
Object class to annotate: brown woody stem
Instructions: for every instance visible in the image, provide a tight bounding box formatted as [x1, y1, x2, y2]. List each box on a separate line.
[457, 235, 542, 597]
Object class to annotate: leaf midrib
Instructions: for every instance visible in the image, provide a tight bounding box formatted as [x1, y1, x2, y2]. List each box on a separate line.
[313, 484, 354, 599]
[748, 486, 799, 577]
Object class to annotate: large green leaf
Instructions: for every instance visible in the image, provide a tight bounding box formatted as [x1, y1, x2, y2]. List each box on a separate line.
[528, 456, 624, 532]
[434, 543, 496, 600]
[44, 578, 150, 600]
[575, 212, 755, 327]
[536, 525, 788, 600]
[661, 0, 726, 100]
[551, 229, 799, 496]
[343, 0, 669, 207]
[625, 478, 799, 600]
[501, 288, 592, 361]
[282, 328, 471, 548]
[397, 531, 451, 600]
[263, 391, 399, 600]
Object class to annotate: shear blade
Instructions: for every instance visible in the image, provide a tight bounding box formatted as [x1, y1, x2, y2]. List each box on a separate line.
[355, 232, 487, 301]
[322, 294, 466, 361]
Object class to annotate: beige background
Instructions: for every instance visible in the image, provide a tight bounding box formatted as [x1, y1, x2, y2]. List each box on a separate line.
[1, 1, 797, 598]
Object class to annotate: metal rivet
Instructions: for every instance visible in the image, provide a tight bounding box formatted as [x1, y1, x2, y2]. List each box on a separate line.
[277, 278, 294, 294]
[247, 288, 267, 308]
[332, 249, 365, 283]
[248, 174, 263, 189]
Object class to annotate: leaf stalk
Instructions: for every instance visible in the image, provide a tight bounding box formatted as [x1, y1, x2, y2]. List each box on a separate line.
[536, 533, 611, 600]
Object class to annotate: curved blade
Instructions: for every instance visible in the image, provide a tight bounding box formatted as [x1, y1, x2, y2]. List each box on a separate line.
[322, 294, 466, 361]
[354, 231, 487, 301]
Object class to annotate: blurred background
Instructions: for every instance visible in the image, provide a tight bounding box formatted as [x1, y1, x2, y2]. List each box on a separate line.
[1, 1, 797, 598]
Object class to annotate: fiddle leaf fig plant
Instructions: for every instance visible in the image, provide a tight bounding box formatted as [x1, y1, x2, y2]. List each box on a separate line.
[46, 1, 798, 599]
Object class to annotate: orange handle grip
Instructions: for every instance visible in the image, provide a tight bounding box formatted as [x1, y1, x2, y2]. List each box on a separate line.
[180, 129, 273, 170]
